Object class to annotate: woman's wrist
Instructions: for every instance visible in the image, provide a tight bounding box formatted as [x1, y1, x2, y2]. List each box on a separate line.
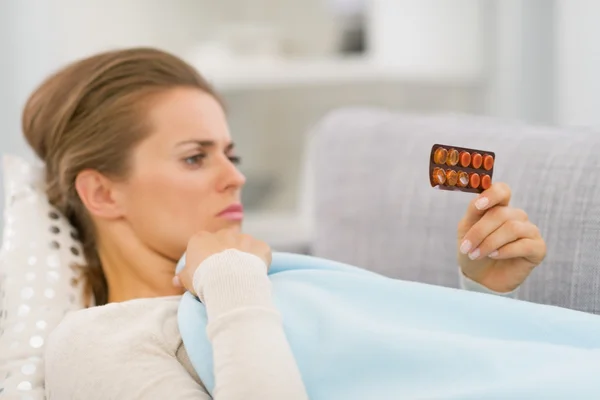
[459, 267, 519, 298]
[193, 249, 272, 319]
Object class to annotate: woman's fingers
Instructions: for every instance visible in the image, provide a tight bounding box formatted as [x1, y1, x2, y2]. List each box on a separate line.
[467, 219, 539, 260]
[459, 205, 528, 257]
[488, 237, 546, 264]
[458, 182, 512, 238]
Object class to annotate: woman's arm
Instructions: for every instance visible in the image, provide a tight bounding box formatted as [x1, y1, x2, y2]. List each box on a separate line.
[197, 250, 308, 399]
[175, 230, 308, 399]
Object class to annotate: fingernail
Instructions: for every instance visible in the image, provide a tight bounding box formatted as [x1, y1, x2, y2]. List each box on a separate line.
[475, 196, 489, 210]
[460, 240, 472, 254]
[468, 248, 480, 260]
[488, 250, 499, 258]
[172, 276, 182, 287]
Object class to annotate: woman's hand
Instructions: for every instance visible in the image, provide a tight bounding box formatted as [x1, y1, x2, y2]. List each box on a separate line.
[457, 183, 546, 293]
[176, 229, 272, 295]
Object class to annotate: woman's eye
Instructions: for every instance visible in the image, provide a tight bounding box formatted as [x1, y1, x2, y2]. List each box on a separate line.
[183, 154, 240, 167]
[183, 154, 206, 166]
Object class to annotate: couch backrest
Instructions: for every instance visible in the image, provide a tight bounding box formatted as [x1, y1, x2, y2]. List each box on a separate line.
[308, 108, 600, 314]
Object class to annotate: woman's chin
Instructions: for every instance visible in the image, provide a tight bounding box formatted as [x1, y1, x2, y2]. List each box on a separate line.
[215, 219, 243, 231]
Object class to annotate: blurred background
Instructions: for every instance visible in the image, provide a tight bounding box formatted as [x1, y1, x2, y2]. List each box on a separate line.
[0, 0, 598, 250]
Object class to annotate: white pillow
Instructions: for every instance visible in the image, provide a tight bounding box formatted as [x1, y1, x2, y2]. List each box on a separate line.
[0, 155, 86, 399]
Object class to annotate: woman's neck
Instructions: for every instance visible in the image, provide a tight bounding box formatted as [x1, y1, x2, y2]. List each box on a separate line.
[105, 268, 183, 303]
[97, 227, 184, 303]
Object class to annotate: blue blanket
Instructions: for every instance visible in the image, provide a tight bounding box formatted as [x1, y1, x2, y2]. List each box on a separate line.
[177, 252, 600, 399]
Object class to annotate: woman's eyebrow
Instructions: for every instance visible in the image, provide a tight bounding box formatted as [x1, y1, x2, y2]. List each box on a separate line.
[176, 139, 214, 148]
[176, 140, 235, 151]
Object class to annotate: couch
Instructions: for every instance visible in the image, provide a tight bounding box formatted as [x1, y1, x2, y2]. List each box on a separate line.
[305, 108, 600, 314]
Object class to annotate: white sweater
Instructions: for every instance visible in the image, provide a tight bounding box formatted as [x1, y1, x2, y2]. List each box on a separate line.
[44, 252, 514, 399]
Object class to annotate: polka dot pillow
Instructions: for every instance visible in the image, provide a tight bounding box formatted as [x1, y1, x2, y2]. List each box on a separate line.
[0, 155, 87, 399]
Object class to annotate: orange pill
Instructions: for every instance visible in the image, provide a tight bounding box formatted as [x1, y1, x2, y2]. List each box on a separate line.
[433, 147, 448, 164]
[457, 171, 469, 187]
[446, 149, 459, 166]
[469, 173, 480, 189]
[432, 168, 446, 185]
[483, 154, 494, 171]
[446, 169, 458, 186]
[459, 151, 471, 167]
[481, 174, 491, 190]
[471, 153, 482, 169]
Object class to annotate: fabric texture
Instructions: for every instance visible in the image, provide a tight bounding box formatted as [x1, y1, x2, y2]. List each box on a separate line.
[307, 108, 600, 314]
[179, 251, 600, 400]
[0, 155, 86, 398]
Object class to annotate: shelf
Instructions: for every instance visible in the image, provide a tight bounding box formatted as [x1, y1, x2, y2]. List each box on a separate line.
[187, 56, 482, 92]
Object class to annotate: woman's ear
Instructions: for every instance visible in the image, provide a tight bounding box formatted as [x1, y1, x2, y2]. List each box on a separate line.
[74, 170, 124, 220]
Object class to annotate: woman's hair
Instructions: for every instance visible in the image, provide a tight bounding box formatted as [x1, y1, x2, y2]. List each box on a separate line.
[22, 47, 220, 306]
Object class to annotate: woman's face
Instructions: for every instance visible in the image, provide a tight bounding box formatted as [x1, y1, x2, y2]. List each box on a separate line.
[116, 87, 245, 260]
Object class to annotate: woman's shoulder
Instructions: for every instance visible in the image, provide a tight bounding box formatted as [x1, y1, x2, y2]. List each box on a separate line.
[46, 296, 183, 361]
[55, 296, 180, 334]
[44, 297, 210, 398]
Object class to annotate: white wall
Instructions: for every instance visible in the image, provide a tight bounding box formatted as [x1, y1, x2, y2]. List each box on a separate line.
[50, 0, 217, 63]
[0, 2, 49, 160]
[367, 0, 484, 77]
[0, 2, 58, 236]
[556, 0, 600, 128]
[45, 0, 339, 65]
[364, 0, 559, 127]
[484, 0, 556, 125]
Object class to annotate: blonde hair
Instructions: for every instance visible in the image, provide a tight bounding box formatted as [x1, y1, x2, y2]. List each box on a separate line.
[22, 48, 220, 305]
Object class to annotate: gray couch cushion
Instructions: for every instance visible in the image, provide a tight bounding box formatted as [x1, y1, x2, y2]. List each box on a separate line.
[308, 108, 600, 314]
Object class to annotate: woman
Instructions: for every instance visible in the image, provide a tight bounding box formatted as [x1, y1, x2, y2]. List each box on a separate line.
[30, 48, 545, 399]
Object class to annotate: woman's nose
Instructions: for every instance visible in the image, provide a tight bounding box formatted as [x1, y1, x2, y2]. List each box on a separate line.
[218, 158, 246, 192]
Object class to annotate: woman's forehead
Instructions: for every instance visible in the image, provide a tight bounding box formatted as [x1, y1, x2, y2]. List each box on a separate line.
[145, 88, 231, 145]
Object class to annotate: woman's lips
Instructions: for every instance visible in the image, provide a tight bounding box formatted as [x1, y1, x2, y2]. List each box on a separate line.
[217, 203, 244, 221]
